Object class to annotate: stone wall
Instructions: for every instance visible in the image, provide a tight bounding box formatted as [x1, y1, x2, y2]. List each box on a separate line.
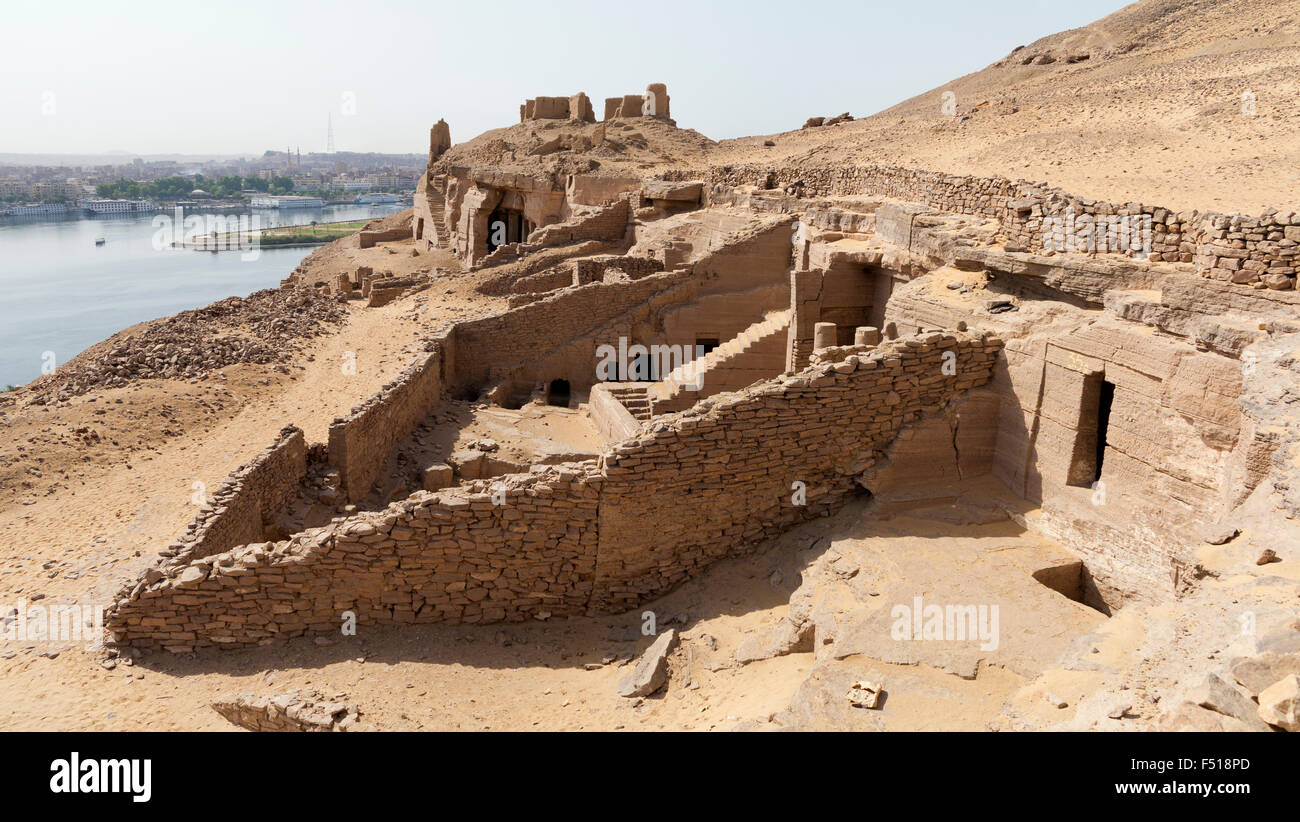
[592, 331, 1002, 610]
[449, 268, 695, 394]
[572, 254, 665, 285]
[677, 163, 1296, 291]
[496, 275, 705, 395]
[358, 226, 411, 249]
[507, 266, 578, 296]
[105, 426, 308, 608]
[106, 465, 602, 651]
[212, 690, 362, 732]
[588, 383, 642, 444]
[328, 341, 446, 503]
[105, 331, 1003, 650]
[523, 196, 631, 248]
[501, 254, 665, 298]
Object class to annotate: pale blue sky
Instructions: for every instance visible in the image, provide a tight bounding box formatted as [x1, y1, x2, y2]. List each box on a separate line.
[0, 0, 1133, 156]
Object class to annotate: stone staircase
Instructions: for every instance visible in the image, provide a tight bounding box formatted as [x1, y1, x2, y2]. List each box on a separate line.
[652, 309, 791, 412]
[604, 383, 653, 421]
[427, 174, 451, 249]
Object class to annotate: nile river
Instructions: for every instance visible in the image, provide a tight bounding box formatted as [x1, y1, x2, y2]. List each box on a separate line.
[0, 203, 403, 388]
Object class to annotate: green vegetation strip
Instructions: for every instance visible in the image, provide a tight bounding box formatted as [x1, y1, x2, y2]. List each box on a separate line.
[195, 219, 372, 246]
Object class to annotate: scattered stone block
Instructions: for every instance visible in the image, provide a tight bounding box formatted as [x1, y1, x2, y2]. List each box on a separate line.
[422, 463, 453, 491]
[617, 629, 678, 697]
[211, 690, 363, 732]
[1257, 675, 1300, 731]
[846, 680, 883, 709]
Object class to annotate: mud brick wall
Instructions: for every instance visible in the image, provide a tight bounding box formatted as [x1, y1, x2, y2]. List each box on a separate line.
[591, 331, 1003, 611]
[328, 343, 445, 503]
[449, 268, 694, 393]
[690, 163, 1297, 290]
[105, 426, 308, 609]
[105, 465, 602, 651]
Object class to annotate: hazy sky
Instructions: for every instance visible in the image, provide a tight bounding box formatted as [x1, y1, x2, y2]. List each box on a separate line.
[0, 0, 1133, 157]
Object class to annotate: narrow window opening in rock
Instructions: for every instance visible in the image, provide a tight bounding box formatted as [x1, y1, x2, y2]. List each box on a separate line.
[546, 379, 571, 407]
[1069, 372, 1114, 487]
[1094, 379, 1115, 482]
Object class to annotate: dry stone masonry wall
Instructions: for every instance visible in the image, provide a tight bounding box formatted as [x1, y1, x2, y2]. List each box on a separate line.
[105, 332, 1001, 650]
[328, 339, 447, 503]
[593, 331, 1002, 610]
[683, 163, 1297, 291]
[106, 465, 603, 650]
[105, 426, 308, 612]
[449, 268, 694, 393]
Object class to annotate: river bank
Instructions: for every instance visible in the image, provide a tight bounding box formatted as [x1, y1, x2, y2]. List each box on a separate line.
[0, 203, 402, 387]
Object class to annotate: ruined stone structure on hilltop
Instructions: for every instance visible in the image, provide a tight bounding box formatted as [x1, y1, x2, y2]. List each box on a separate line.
[105, 82, 1300, 732]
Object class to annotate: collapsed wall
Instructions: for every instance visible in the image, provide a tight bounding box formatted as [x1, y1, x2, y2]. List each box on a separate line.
[105, 426, 308, 608]
[106, 465, 602, 649]
[105, 331, 1002, 650]
[478, 196, 633, 268]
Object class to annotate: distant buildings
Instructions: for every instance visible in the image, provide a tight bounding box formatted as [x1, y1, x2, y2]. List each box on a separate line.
[250, 195, 322, 209]
[368, 173, 414, 190]
[1, 150, 423, 215]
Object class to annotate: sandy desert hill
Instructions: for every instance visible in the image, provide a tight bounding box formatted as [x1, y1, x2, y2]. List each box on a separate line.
[713, 0, 1300, 214]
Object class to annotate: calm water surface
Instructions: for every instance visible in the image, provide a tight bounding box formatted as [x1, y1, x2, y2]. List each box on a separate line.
[0, 204, 403, 387]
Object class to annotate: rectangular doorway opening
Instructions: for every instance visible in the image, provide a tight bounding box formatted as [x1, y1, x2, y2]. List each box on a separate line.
[1094, 379, 1115, 482]
[1069, 373, 1115, 487]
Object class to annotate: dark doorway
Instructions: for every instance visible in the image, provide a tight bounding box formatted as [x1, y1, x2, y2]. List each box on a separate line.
[695, 337, 720, 356]
[629, 351, 652, 381]
[546, 379, 571, 407]
[1094, 379, 1115, 482]
[1069, 373, 1115, 487]
[486, 207, 529, 252]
